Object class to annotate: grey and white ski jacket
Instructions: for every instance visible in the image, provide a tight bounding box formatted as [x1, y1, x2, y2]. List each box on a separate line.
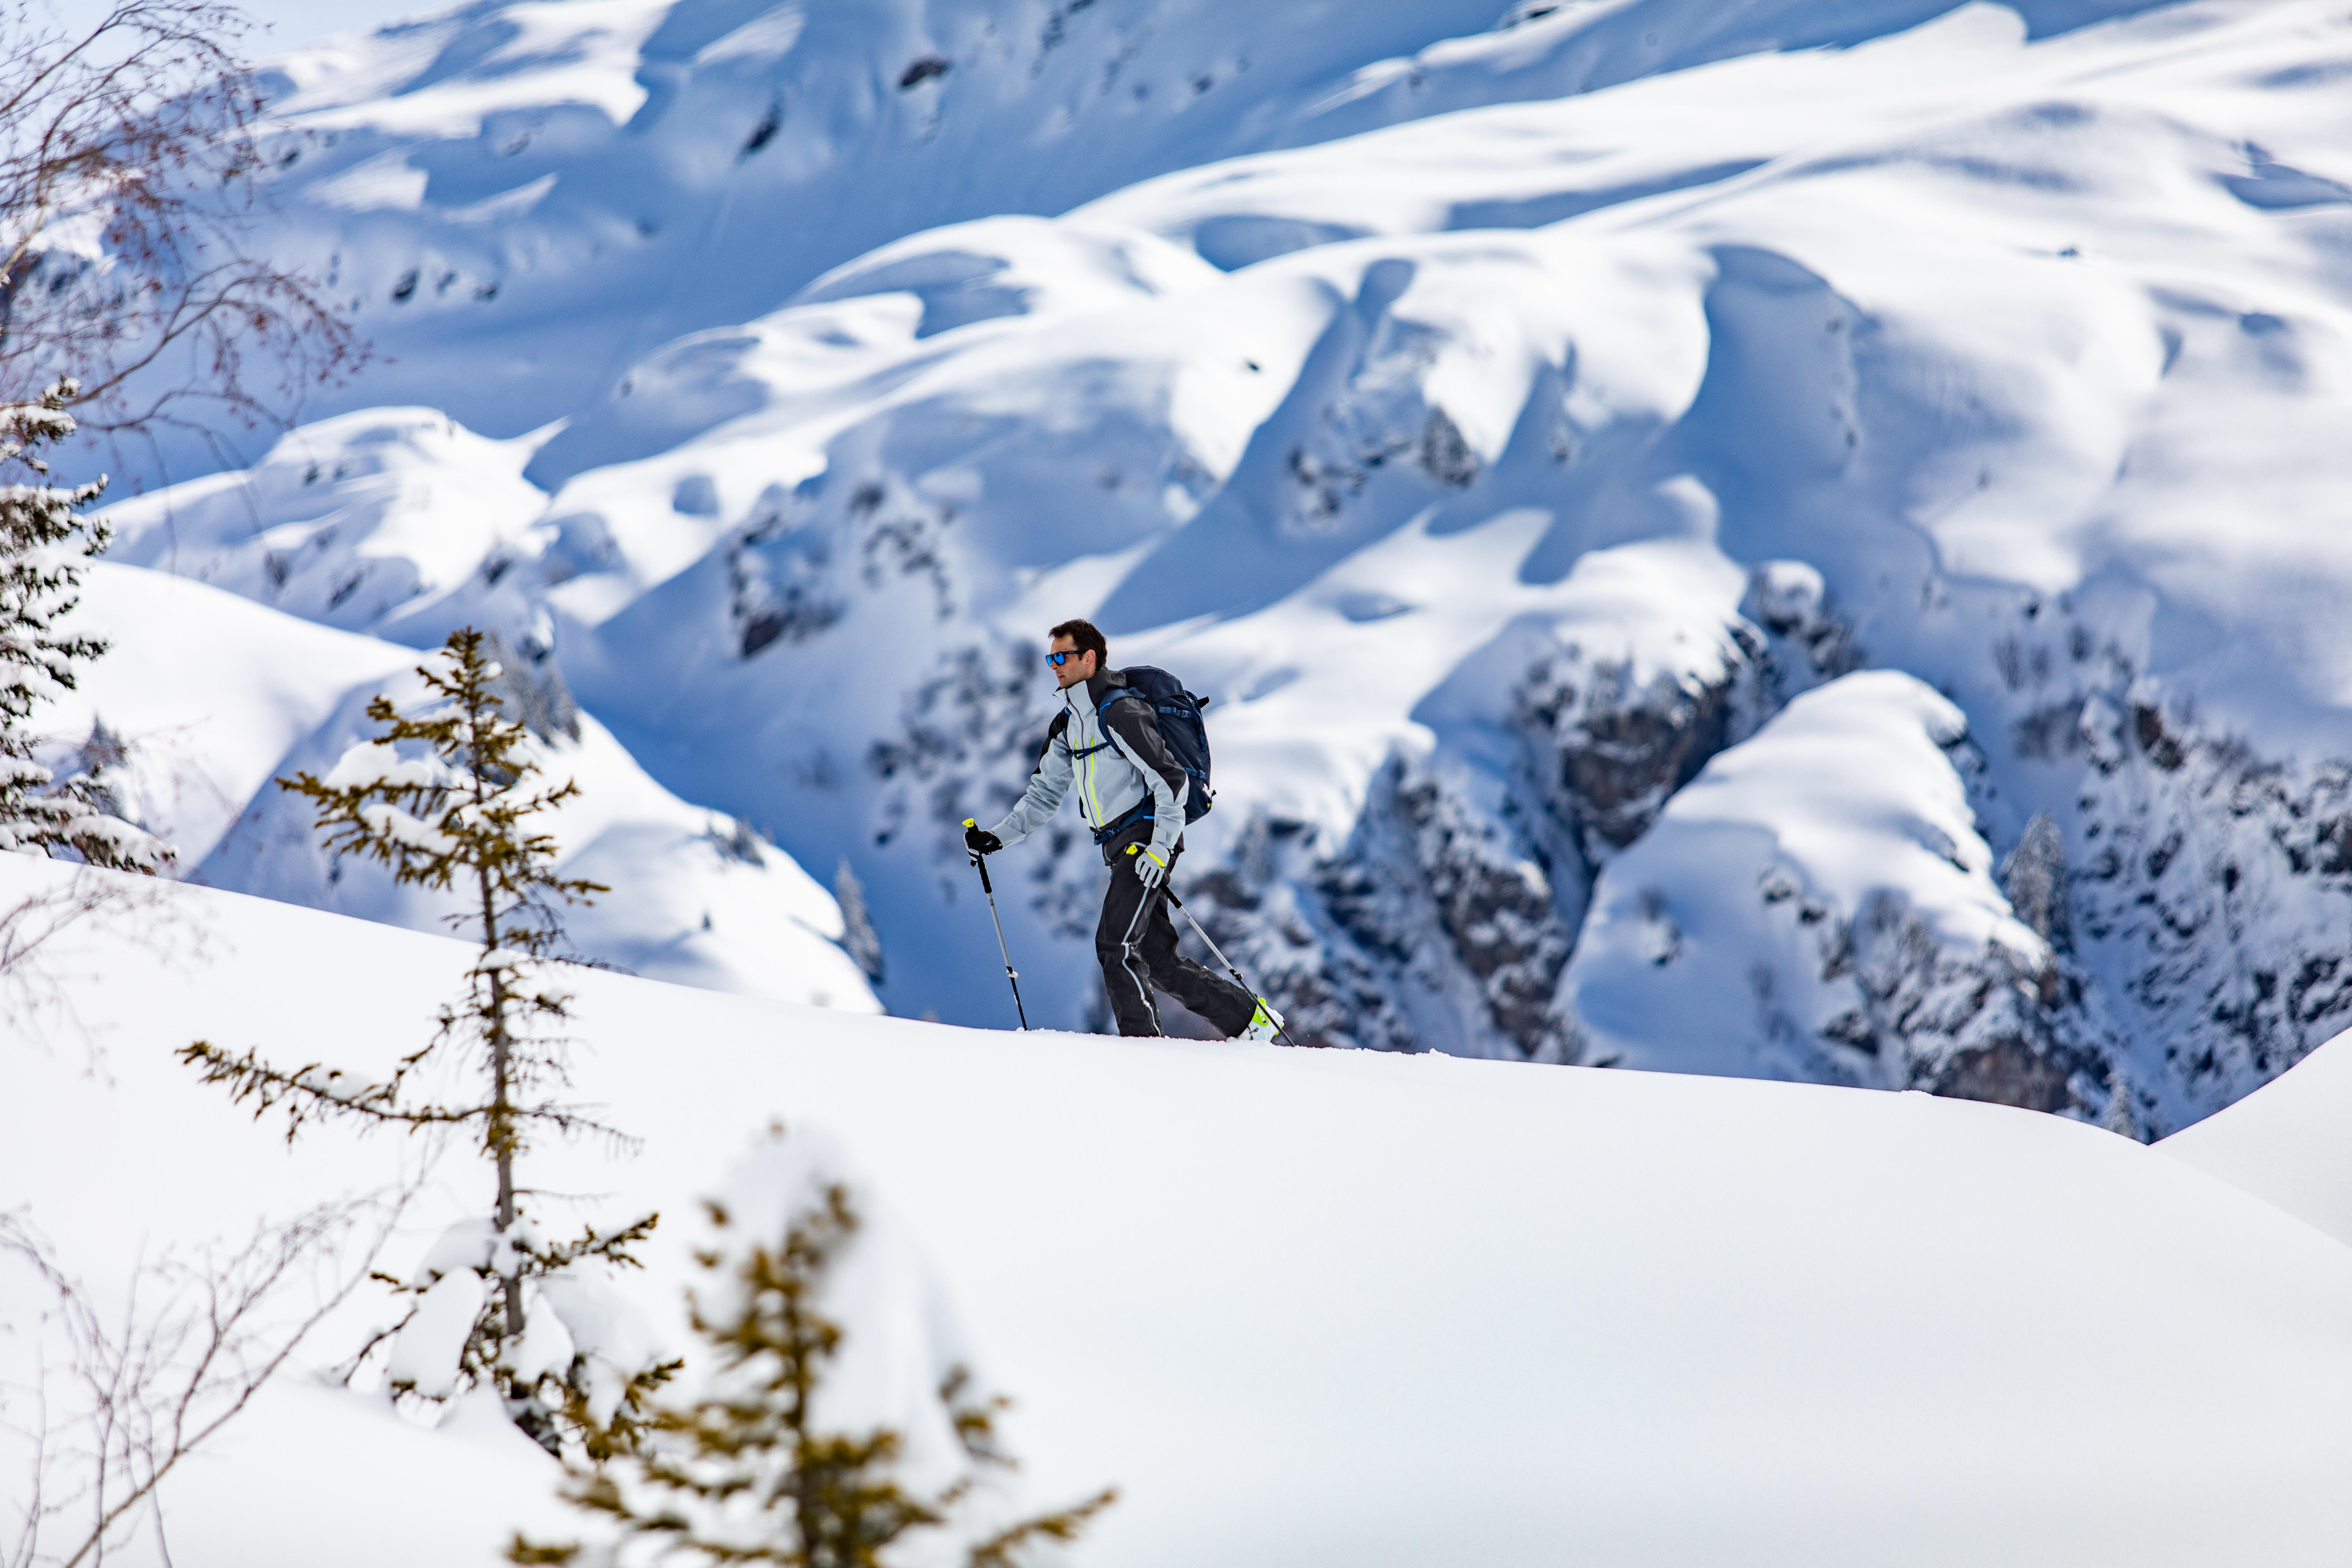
[987, 668, 1188, 864]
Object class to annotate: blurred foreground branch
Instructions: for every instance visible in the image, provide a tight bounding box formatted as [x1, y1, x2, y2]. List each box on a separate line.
[0, 1, 366, 477]
[0, 1194, 405, 1567]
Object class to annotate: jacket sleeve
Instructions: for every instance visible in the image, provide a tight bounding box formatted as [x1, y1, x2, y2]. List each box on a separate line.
[986, 721, 1072, 850]
[1101, 694, 1187, 862]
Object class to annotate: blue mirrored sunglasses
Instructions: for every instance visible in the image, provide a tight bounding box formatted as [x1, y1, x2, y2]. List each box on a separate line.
[1047, 650, 1082, 666]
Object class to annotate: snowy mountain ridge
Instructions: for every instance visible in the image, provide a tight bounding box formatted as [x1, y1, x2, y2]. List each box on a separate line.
[199, 0, 2198, 458]
[59, 0, 2352, 1132]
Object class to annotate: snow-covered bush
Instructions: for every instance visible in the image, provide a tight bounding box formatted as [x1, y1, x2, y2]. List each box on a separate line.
[180, 628, 673, 1453]
[0, 385, 165, 872]
[511, 1126, 1114, 1568]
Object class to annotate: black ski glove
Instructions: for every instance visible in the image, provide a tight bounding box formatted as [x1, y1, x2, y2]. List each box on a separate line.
[963, 819, 1002, 856]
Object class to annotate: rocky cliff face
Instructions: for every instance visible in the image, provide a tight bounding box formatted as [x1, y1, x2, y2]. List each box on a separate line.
[1179, 571, 1782, 1060]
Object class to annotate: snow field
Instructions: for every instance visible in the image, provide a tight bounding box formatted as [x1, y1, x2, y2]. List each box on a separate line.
[2158, 1023, 2352, 1247]
[3, 853, 2350, 1566]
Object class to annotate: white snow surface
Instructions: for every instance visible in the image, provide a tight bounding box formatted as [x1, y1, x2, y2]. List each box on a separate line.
[37, 562, 415, 866]
[193, 0, 1990, 453]
[48, 1, 2352, 1559]
[386, 1265, 486, 1399]
[1, 855, 2348, 1566]
[2158, 1027, 2352, 1246]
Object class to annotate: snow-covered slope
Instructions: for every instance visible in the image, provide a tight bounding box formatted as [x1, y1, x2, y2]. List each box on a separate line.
[42, 561, 876, 1008]
[101, 407, 550, 645]
[2158, 1027, 2352, 1246]
[3, 855, 2348, 1567]
[94, 0, 2175, 476]
[66, 0, 2352, 1130]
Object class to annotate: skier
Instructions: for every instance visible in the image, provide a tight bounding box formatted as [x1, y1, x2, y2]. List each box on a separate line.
[964, 618, 1283, 1041]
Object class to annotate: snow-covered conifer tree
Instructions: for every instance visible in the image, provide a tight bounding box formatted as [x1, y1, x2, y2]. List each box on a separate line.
[510, 1128, 1114, 1567]
[2101, 1068, 2142, 1143]
[180, 628, 673, 1452]
[0, 384, 165, 871]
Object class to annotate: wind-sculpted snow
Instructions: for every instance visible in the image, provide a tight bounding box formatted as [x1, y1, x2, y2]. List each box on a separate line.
[81, 0, 2352, 1128]
[182, 0, 1512, 461]
[82, 0, 2167, 483]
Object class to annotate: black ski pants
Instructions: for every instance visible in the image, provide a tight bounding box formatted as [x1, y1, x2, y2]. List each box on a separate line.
[1096, 819, 1254, 1038]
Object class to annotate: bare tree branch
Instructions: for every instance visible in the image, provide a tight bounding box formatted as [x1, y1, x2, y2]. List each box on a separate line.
[0, 1, 369, 486]
[0, 864, 197, 1054]
[0, 1191, 410, 1568]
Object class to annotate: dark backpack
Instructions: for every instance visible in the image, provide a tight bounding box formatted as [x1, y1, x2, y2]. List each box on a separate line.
[1109, 666, 1215, 825]
[1040, 666, 1216, 826]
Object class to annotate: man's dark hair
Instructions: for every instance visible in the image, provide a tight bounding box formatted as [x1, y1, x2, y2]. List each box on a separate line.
[1049, 618, 1108, 668]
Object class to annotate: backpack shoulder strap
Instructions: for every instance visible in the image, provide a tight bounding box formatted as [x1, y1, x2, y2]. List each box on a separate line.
[1097, 687, 1138, 716]
[1037, 708, 1070, 764]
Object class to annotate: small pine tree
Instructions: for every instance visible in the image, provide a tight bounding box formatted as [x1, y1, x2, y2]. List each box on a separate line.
[180, 628, 672, 1451]
[511, 1141, 1114, 1567]
[0, 382, 167, 872]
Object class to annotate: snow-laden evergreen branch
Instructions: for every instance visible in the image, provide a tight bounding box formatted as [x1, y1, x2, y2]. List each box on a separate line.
[511, 1140, 1115, 1568]
[0, 384, 165, 873]
[172, 1038, 626, 1149]
[528, 1213, 663, 1276]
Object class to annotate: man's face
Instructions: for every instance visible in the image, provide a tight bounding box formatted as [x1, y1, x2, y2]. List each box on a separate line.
[1049, 635, 1096, 690]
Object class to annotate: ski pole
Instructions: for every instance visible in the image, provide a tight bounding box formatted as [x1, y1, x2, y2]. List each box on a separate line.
[963, 821, 1028, 1030]
[1160, 881, 1307, 1049]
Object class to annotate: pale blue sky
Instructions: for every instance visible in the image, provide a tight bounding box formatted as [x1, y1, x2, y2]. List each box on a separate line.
[235, 0, 449, 54]
[41, 0, 450, 57]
